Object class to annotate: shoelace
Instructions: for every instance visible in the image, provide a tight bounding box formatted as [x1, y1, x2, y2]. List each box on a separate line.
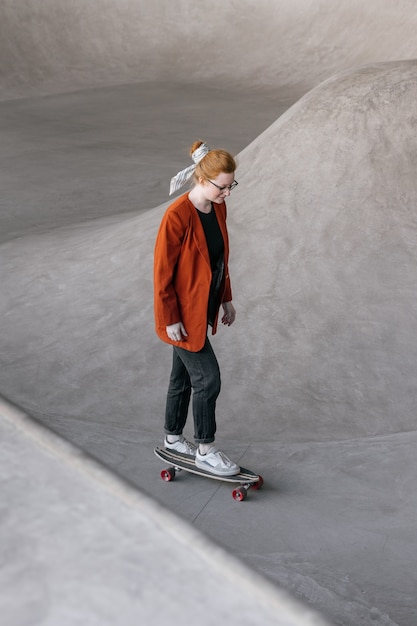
[217, 451, 233, 466]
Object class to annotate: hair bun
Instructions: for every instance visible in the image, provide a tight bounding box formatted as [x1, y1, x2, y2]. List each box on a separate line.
[190, 140, 205, 156]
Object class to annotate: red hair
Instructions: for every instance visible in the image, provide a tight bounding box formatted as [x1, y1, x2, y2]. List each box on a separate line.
[190, 140, 236, 183]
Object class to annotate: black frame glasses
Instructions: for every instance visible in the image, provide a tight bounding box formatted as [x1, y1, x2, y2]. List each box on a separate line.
[207, 179, 239, 192]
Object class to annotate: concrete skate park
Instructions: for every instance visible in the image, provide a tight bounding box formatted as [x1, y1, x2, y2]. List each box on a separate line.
[2, 1, 417, 624]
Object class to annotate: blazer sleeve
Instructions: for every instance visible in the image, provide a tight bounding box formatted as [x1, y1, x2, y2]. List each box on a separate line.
[154, 207, 187, 328]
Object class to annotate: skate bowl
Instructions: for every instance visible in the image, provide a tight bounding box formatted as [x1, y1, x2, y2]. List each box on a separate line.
[1, 2, 417, 625]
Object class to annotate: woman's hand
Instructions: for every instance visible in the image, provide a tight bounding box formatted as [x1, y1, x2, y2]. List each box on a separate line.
[166, 322, 188, 342]
[221, 301, 236, 326]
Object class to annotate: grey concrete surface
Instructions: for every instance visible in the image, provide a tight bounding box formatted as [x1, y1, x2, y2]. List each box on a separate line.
[0, 81, 299, 243]
[1, 398, 327, 626]
[2, 1, 417, 625]
[2, 0, 417, 101]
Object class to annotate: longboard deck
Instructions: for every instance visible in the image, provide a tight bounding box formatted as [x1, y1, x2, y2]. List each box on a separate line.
[154, 446, 260, 485]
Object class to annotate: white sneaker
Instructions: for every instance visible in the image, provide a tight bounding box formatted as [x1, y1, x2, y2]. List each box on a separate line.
[195, 447, 240, 476]
[164, 436, 197, 456]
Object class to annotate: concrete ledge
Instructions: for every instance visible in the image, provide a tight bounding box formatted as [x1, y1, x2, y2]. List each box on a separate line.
[0, 396, 328, 626]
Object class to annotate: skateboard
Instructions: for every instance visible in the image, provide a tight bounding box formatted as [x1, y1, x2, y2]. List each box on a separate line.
[154, 446, 263, 501]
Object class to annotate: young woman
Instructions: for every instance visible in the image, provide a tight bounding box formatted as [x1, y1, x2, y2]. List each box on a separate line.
[154, 140, 240, 476]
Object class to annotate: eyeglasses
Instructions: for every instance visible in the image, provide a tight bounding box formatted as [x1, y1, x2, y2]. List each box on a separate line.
[207, 179, 239, 192]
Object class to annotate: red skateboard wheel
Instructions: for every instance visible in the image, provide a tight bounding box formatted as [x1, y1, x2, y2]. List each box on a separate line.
[250, 475, 264, 490]
[232, 486, 247, 501]
[161, 467, 176, 482]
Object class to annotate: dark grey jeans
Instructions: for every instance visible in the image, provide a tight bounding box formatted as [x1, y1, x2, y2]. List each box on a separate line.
[164, 338, 221, 444]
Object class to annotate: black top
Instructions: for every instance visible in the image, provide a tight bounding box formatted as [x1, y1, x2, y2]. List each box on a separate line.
[196, 205, 224, 269]
[196, 205, 225, 325]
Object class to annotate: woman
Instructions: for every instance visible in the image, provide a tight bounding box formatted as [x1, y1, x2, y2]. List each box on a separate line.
[154, 140, 240, 476]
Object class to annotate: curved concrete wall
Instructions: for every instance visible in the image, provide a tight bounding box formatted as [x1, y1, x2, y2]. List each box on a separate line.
[224, 60, 417, 441]
[1, 61, 416, 444]
[1, 1, 417, 444]
[1, 0, 417, 99]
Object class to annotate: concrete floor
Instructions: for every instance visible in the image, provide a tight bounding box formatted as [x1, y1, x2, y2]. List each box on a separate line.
[2, 2, 417, 625]
[2, 398, 328, 626]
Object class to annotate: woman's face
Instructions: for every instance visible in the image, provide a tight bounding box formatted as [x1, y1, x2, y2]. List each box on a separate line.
[202, 172, 236, 203]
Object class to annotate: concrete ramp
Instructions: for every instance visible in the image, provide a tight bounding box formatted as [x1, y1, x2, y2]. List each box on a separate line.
[2, 61, 416, 443]
[223, 60, 417, 442]
[1, 398, 327, 626]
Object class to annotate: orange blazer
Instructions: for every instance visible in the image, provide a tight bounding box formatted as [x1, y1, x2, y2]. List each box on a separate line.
[154, 193, 232, 352]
